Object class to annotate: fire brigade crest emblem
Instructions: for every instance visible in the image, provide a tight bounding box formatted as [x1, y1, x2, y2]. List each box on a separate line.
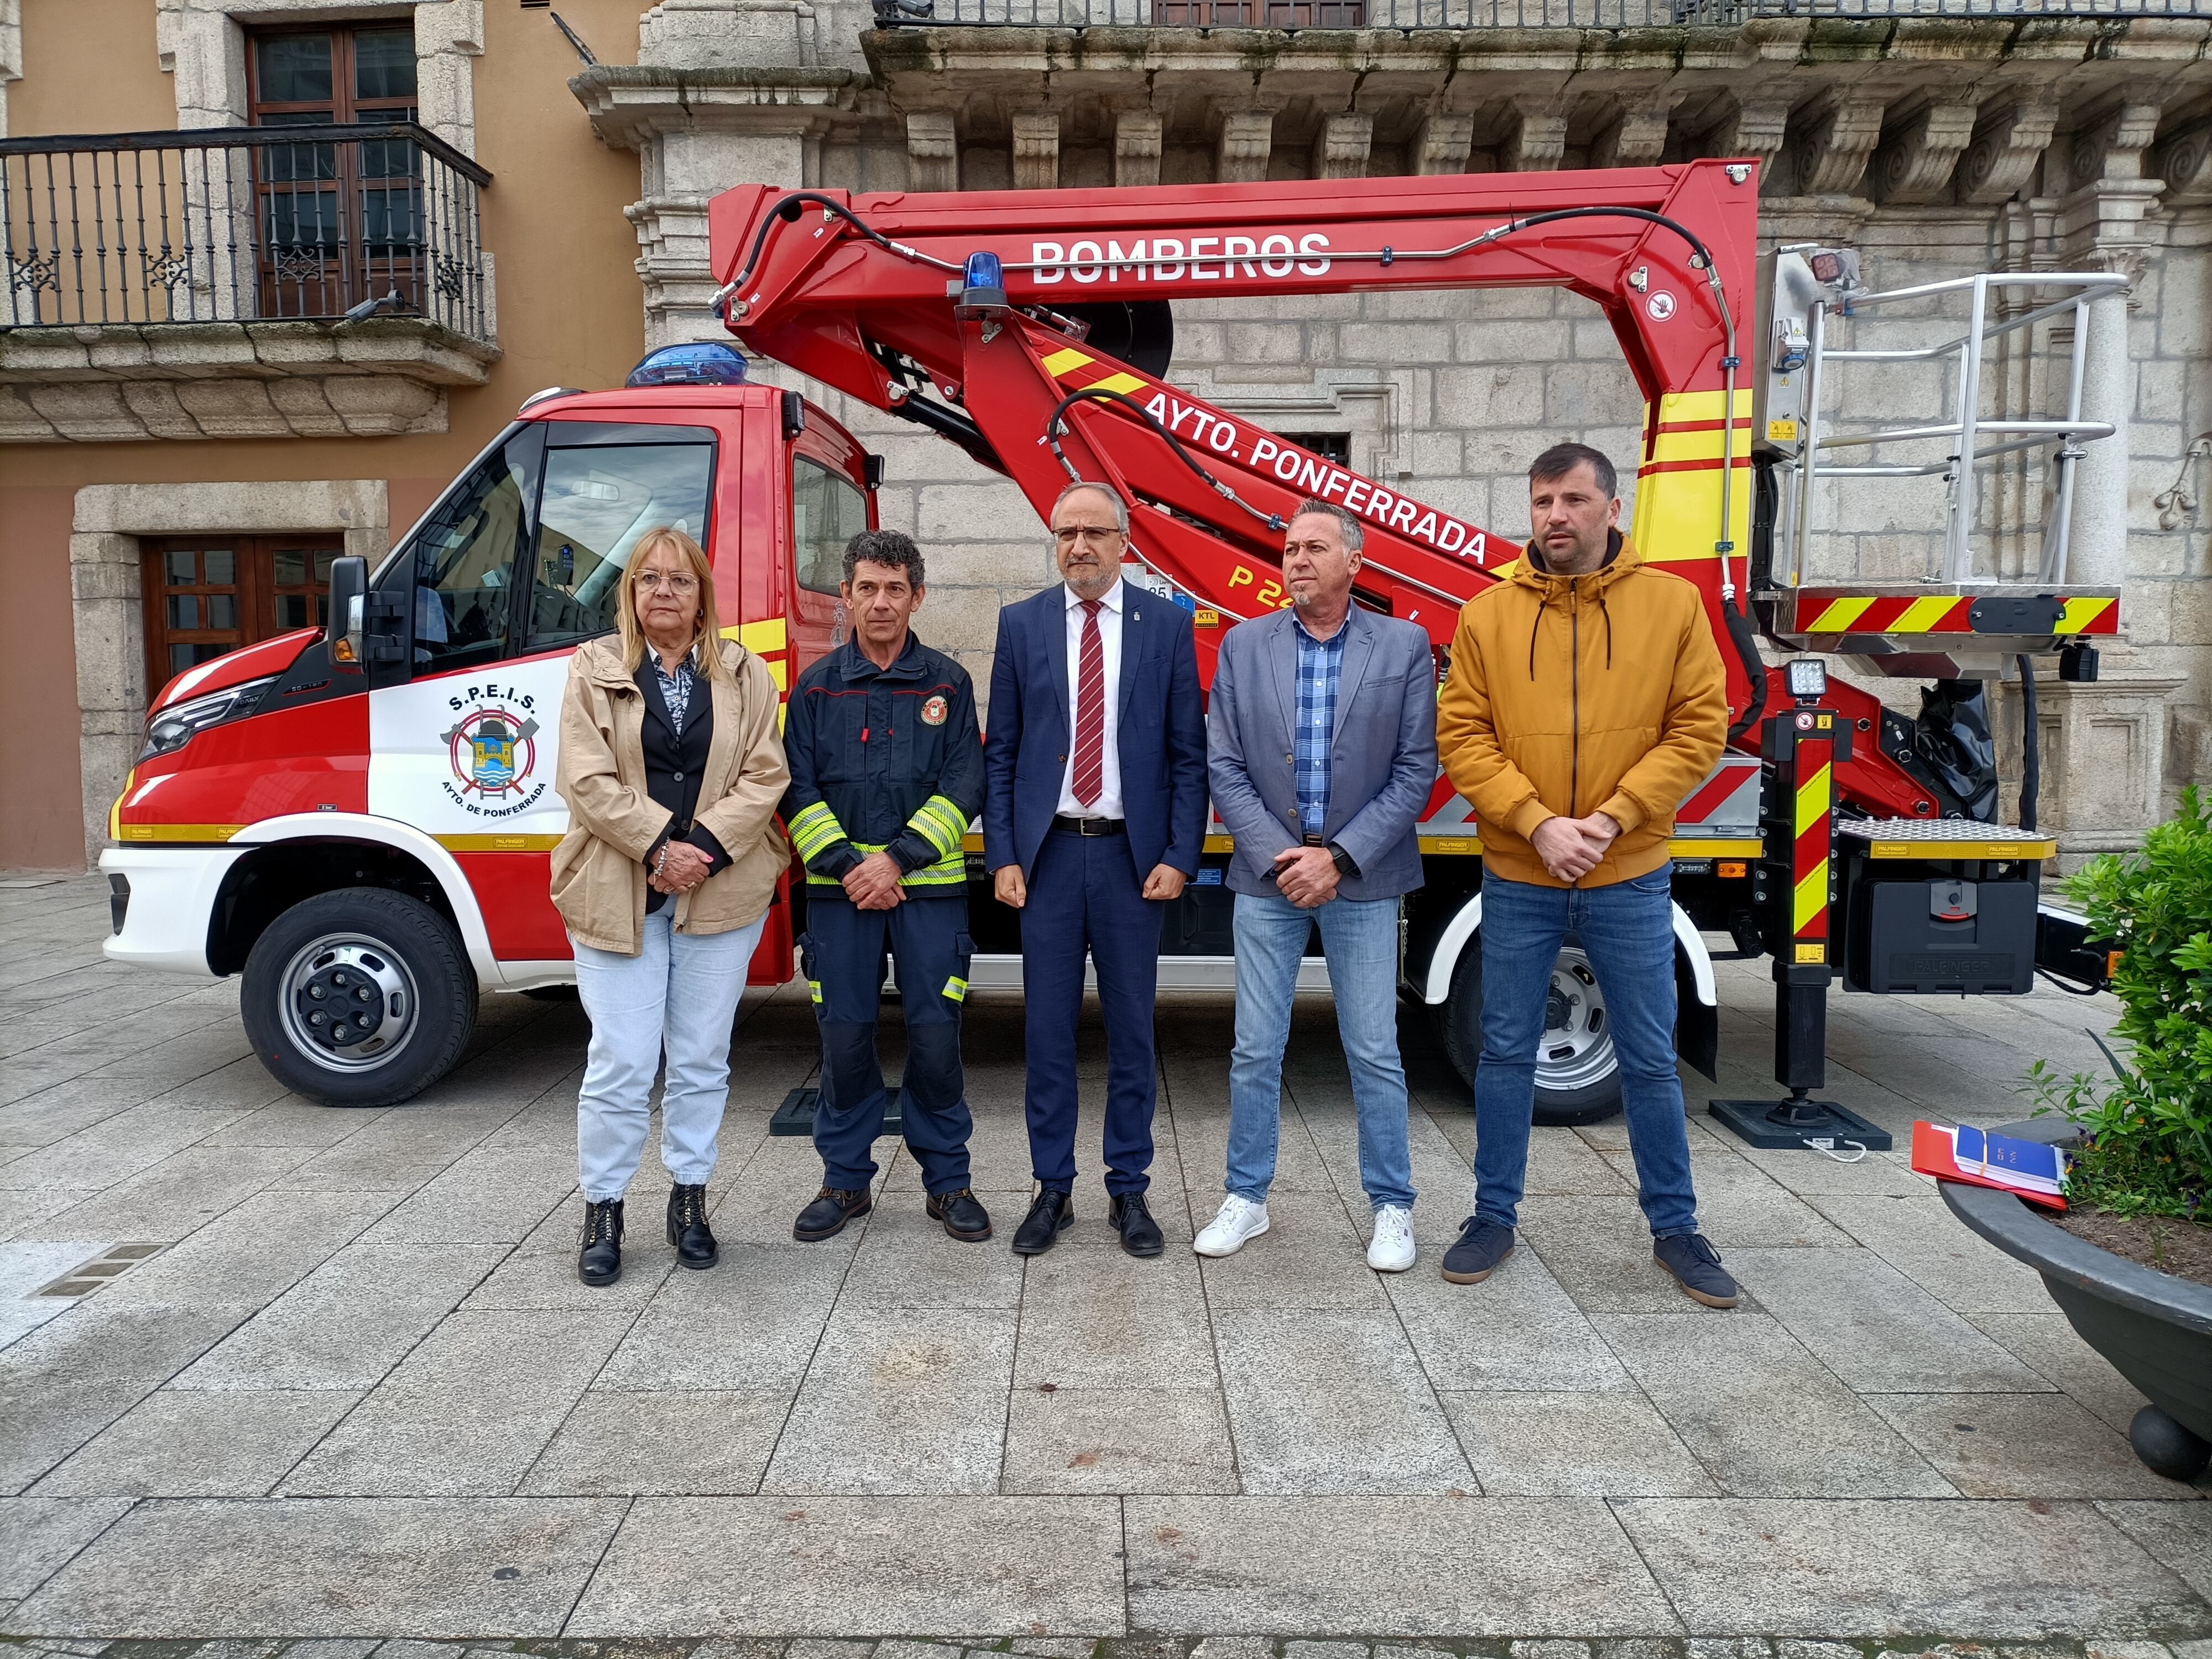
[440, 707, 541, 798]
[921, 694, 948, 726]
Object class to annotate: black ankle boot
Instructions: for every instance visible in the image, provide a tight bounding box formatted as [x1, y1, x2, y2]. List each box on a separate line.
[667, 1182, 718, 1270]
[577, 1198, 623, 1286]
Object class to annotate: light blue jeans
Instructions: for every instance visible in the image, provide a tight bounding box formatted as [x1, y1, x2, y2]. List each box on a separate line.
[571, 907, 768, 1203]
[1472, 867, 1699, 1238]
[1227, 890, 1417, 1213]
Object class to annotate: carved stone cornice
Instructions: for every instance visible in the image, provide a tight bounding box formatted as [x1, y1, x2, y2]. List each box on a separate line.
[1792, 95, 1887, 199]
[1312, 111, 1374, 180]
[1712, 97, 1791, 189]
[1412, 112, 1473, 176]
[1011, 109, 1059, 189]
[1115, 109, 1162, 189]
[1870, 101, 1979, 206]
[2070, 99, 2166, 191]
[906, 108, 956, 192]
[1590, 93, 1678, 171]
[570, 64, 857, 152]
[1218, 110, 1275, 183]
[1958, 97, 2060, 206]
[2156, 117, 2212, 207]
[1505, 97, 1568, 173]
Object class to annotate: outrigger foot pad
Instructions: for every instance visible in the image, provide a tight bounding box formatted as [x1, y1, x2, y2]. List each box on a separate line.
[1707, 1093, 1894, 1152]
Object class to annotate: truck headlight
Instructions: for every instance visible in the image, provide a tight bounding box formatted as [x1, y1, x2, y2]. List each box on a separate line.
[140, 675, 278, 761]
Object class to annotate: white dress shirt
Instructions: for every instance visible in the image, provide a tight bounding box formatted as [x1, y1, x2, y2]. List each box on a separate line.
[1056, 576, 1124, 820]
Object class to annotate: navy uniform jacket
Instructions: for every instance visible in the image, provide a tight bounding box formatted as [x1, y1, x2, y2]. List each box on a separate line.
[782, 631, 983, 893]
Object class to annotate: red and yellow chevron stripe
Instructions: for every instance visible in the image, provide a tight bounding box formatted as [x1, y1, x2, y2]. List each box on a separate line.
[1792, 727, 1833, 966]
[1041, 345, 1149, 399]
[1797, 593, 2118, 637]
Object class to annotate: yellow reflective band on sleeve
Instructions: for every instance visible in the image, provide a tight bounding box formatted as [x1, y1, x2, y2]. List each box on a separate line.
[908, 794, 969, 862]
[942, 975, 968, 1003]
[787, 801, 848, 863]
[808, 979, 823, 1004]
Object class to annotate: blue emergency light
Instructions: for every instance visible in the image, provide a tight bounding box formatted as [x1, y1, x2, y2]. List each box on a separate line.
[963, 251, 1004, 293]
[625, 341, 750, 387]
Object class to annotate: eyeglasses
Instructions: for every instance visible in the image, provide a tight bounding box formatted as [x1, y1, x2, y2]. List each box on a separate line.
[633, 571, 699, 594]
[1053, 525, 1123, 546]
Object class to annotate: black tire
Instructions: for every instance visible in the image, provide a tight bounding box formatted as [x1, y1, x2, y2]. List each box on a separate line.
[240, 886, 477, 1107]
[1437, 936, 1625, 1126]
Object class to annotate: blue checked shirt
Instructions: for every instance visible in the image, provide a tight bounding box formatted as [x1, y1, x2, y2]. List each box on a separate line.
[1292, 614, 1348, 837]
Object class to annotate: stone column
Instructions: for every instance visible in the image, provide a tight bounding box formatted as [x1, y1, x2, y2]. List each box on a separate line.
[70, 533, 147, 867]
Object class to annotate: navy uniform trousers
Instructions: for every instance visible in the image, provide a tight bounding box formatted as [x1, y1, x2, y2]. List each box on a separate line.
[1022, 824, 1161, 1197]
[801, 893, 975, 1196]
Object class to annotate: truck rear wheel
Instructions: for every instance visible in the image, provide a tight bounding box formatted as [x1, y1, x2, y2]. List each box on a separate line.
[241, 888, 477, 1107]
[1435, 936, 1625, 1126]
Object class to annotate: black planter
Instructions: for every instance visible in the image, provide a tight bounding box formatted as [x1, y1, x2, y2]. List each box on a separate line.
[1939, 1119, 2212, 1483]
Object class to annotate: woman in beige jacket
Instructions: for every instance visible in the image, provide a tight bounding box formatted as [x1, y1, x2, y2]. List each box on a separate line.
[551, 526, 789, 1287]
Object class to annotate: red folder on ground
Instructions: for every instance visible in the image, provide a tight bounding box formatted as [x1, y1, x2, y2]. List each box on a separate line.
[1911, 1120, 2068, 1211]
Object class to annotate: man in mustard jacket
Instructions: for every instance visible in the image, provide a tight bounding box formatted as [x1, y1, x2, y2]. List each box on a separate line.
[1432, 442, 1738, 1308]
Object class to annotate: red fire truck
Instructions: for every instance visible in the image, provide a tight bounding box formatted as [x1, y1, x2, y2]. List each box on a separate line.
[100, 159, 2119, 1137]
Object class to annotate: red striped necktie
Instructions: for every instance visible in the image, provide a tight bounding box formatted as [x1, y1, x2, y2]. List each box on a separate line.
[1071, 598, 1105, 807]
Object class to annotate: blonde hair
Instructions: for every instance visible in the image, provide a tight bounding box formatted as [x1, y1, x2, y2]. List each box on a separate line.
[618, 526, 733, 685]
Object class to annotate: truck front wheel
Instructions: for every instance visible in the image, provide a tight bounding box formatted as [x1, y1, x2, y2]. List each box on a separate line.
[241, 888, 477, 1107]
[1436, 937, 1625, 1126]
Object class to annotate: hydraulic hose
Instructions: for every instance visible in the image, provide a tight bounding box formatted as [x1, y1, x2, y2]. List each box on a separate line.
[1042, 385, 1286, 534]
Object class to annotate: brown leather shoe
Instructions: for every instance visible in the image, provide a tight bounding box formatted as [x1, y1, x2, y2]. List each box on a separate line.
[926, 1186, 994, 1243]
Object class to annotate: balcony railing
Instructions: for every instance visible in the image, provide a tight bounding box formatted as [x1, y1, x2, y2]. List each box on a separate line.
[0, 123, 492, 344]
[874, 0, 2208, 25]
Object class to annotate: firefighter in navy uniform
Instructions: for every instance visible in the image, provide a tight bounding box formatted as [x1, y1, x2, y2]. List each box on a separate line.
[783, 529, 993, 1245]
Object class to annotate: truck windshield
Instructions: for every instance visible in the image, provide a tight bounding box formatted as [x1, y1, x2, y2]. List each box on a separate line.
[530, 442, 715, 650]
[403, 426, 539, 673]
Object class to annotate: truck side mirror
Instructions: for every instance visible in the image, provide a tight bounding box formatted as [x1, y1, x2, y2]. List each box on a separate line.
[327, 556, 368, 668]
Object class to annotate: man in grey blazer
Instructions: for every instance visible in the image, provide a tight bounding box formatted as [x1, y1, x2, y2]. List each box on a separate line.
[1201, 497, 1439, 1271]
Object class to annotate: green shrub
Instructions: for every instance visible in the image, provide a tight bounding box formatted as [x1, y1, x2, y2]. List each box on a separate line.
[2031, 785, 2212, 1220]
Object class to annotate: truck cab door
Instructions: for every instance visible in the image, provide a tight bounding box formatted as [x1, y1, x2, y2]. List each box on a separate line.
[786, 414, 875, 679]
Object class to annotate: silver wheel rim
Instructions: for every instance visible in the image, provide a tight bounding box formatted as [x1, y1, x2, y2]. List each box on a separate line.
[276, 932, 419, 1074]
[1536, 945, 1616, 1095]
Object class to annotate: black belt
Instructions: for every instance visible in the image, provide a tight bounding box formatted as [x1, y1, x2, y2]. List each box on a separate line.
[1052, 815, 1125, 837]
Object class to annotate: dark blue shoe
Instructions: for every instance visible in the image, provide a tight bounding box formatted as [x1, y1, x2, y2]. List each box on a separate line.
[1441, 1216, 1514, 1284]
[1653, 1232, 1740, 1308]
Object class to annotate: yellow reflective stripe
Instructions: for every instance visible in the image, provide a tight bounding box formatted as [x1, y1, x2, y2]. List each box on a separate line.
[2055, 596, 2114, 635]
[1805, 596, 1875, 633]
[1042, 347, 1094, 378]
[1794, 763, 1832, 840]
[1087, 371, 1146, 396]
[723, 617, 789, 653]
[808, 980, 823, 1004]
[788, 801, 847, 860]
[1892, 596, 1957, 634]
[942, 976, 968, 1003]
[908, 794, 968, 860]
[803, 841, 965, 886]
[1793, 862, 1829, 933]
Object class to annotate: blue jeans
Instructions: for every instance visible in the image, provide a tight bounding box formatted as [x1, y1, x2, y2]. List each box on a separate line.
[1227, 891, 1416, 1213]
[571, 907, 768, 1203]
[1472, 867, 1699, 1239]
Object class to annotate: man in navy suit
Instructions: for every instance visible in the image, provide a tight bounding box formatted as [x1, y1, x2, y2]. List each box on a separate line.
[984, 481, 1209, 1257]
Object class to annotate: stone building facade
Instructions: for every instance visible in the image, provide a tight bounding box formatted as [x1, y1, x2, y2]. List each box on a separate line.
[578, 0, 2212, 860]
[1, 0, 2207, 870]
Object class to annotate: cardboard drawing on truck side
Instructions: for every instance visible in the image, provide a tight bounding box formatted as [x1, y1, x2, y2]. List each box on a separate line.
[98, 159, 2121, 1128]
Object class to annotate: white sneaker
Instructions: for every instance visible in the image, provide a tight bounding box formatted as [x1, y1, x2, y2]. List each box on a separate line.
[1193, 1195, 1271, 1258]
[1366, 1204, 1416, 1272]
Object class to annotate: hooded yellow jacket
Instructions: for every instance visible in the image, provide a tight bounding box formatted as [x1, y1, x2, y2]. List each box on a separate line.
[1434, 531, 1728, 889]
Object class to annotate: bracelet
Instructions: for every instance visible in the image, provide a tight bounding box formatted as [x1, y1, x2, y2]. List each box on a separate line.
[653, 844, 671, 878]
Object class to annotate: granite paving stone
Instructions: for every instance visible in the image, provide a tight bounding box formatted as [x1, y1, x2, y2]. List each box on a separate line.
[1724, 1246, 2051, 1393]
[1593, 1313, 1957, 1497]
[760, 1309, 1015, 1494]
[1386, 1249, 1631, 1392]
[0, 1497, 628, 1636]
[0, 1496, 133, 1599]
[1810, 1194, 2056, 1314]
[1442, 1390, 1721, 1496]
[1012, 1247, 1220, 1391]
[1001, 1385, 1239, 1494]
[1968, 1313, 2153, 1435]
[518, 1388, 793, 1495]
[562, 1496, 1126, 1635]
[2098, 1503, 2212, 1604]
[1613, 1498, 2210, 1637]
[1123, 1495, 1681, 1633]
[1211, 1310, 1474, 1494]
[32, 1387, 362, 1496]
[1865, 1393, 2192, 1499]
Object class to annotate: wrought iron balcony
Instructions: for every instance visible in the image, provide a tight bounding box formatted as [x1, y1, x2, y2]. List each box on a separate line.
[1, 122, 492, 343]
[872, 0, 2207, 25]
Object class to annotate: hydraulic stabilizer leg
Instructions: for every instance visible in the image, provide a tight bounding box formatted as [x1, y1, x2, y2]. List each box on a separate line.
[1709, 694, 1895, 1153]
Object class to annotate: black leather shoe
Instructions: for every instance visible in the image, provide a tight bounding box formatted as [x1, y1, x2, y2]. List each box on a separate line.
[793, 1185, 872, 1242]
[1108, 1191, 1165, 1257]
[666, 1182, 718, 1270]
[1011, 1188, 1075, 1255]
[577, 1197, 623, 1286]
[926, 1186, 994, 1242]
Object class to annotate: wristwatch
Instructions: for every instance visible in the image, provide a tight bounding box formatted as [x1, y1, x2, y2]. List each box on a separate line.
[1328, 843, 1360, 879]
